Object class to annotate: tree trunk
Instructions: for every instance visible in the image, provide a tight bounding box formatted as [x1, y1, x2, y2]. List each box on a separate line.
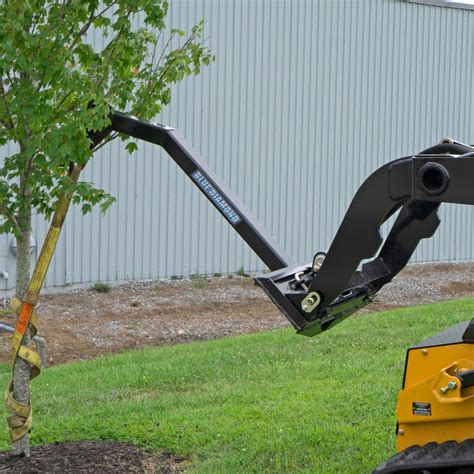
[11, 202, 32, 456]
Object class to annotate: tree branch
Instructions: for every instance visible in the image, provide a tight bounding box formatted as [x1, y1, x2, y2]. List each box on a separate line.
[20, 152, 36, 197]
[67, 1, 119, 54]
[29, 2, 47, 36]
[156, 41, 201, 85]
[96, 9, 133, 93]
[0, 203, 20, 232]
[155, 31, 176, 70]
[90, 131, 119, 153]
[53, 89, 75, 113]
[0, 80, 15, 131]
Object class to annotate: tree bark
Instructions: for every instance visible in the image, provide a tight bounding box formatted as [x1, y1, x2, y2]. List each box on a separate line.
[11, 200, 32, 456]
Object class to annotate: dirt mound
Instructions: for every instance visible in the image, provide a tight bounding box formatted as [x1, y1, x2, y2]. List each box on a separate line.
[0, 441, 186, 473]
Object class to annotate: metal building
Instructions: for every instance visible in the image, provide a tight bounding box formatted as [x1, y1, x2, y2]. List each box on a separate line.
[0, 0, 473, 293]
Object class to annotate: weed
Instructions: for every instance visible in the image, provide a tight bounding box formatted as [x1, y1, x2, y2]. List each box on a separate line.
[192, 277, 209, 289]
[91, 282, 111, 293]
[236, 266, 250, 277]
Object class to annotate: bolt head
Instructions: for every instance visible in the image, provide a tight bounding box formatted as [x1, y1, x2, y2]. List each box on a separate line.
[312, 252, 326, 272]
[421, 349, 428, 356]
[398, 429, 405, 436]
[447, 381, 457, 390]
[439, 387, 448, 394]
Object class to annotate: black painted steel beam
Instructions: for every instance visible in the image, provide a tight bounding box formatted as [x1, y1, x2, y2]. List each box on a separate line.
[109, 111, 292, 271]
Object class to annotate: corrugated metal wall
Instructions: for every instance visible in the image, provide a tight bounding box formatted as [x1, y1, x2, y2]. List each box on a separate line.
[0, 0, 473, 292]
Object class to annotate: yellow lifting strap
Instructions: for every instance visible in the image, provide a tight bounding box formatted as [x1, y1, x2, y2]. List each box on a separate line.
[4, 298, 40, 441]
[9, 297, 39, 366]
[5, 384, 32, 442]
[5, 165, 81, 442]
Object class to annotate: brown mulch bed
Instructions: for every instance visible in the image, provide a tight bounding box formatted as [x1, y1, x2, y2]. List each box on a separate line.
[0, 262, 473, 366]
[0, 441, 187, 473]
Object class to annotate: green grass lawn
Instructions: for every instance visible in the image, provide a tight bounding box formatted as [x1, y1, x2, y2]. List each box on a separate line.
[0, 298, 472, 473]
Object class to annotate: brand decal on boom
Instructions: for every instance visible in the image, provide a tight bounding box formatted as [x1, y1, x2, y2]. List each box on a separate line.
[191, 171, 242, 226]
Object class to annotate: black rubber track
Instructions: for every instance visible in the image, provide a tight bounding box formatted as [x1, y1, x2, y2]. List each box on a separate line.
[374, 439, 474, 473]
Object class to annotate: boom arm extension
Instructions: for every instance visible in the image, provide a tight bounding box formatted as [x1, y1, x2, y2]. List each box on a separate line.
[91, 112, 473, 337]
[97, 112, 292, 271]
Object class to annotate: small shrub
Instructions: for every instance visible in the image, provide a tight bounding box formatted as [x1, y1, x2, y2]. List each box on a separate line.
[213, 272, 222, 278]
[192, 277, 209, 289]
[92, 282, 112, 293]
[236, 266, 250, 277]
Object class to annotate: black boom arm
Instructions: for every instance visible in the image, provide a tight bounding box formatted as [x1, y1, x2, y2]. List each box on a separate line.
[257, 143, 474, 336]
[95, 112, 292, 271]
[91, 112, 473, 337]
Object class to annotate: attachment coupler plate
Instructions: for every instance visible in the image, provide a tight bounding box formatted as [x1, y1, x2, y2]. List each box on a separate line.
[254, 265, 372, 337]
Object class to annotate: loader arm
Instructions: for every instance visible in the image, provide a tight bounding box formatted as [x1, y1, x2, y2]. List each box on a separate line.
[91, 111, 292, 271]
[90, 112, 474, 337]
[257, 143, 474, 335]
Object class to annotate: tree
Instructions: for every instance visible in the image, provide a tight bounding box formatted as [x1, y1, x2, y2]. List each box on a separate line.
[0, 0, 213, 456]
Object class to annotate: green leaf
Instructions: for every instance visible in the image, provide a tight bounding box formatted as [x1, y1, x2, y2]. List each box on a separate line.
[125, 141, 138, 154]
[81, 203, 92, 214]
